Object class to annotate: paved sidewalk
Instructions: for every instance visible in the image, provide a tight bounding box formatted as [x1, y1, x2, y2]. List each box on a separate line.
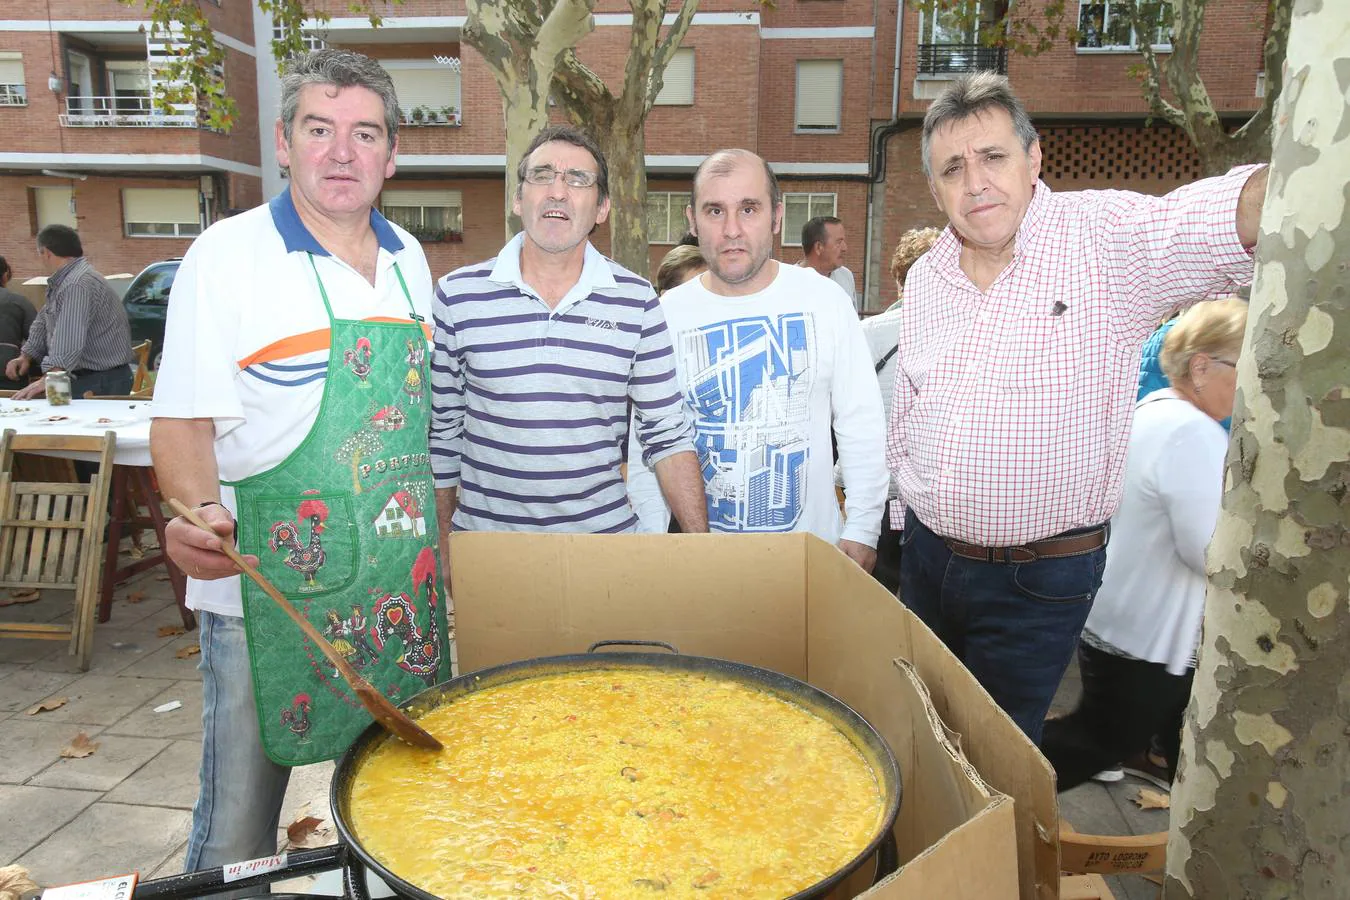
[2, 564, 1166, 899]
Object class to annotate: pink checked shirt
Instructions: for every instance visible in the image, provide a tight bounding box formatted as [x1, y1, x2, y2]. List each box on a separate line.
[886, 166, 1258, 545]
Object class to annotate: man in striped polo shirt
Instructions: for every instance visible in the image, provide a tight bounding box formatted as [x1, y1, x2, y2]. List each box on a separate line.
[430, 125, 707, 537]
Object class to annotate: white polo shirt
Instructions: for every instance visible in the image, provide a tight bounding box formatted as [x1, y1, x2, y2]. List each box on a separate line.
[153, 190, 434, 618]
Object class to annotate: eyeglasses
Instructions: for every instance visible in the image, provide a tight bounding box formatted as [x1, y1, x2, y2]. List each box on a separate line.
[523, 166, 599, 189]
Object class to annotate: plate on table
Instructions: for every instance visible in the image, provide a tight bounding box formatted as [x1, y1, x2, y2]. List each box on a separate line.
[0, 405, 36, 418]
[31, 414, 84, 427]
[90, 417, 139, 428]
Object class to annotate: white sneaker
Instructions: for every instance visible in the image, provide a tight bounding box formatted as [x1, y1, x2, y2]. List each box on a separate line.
[1092, 767, 1125, 783]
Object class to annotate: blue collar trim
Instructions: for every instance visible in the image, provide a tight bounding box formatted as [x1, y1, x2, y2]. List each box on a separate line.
[268, 189, 405, 256]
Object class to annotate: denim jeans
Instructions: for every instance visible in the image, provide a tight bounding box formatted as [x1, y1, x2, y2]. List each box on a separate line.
[185, 612, 291, 873]
[898, 511, 1106, 744]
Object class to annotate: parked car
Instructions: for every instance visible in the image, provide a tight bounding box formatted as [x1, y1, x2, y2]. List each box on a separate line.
[122, 259, 180, 370]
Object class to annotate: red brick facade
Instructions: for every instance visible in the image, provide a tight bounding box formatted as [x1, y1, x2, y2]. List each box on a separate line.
[1, 0, 1267, 304]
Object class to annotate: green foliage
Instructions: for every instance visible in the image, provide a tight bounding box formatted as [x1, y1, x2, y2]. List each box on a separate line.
[124, 0, 403, 134]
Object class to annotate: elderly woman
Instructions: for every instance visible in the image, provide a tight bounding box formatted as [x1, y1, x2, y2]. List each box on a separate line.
[1041, 298, 1247, 791]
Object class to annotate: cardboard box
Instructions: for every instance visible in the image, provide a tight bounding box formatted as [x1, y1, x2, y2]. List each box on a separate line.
[450, 533, 1061, 900]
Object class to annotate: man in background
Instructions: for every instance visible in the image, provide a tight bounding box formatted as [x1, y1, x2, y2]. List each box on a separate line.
[0, 256, 37, 390]
[7, 225, 133, 399]
[799, 216, 857, 312]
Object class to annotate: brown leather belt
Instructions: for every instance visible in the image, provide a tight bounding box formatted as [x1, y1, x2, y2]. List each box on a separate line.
[944, 525, 1109, 564]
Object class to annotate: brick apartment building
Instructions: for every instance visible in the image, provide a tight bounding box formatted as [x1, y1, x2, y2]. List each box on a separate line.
[1, 0, 1268, 308]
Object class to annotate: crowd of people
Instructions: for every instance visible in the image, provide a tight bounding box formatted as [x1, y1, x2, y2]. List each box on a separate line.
[137, 48, 1262, 871]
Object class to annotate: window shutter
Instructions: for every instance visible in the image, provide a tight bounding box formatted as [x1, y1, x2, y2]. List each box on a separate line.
[381, 189, 461, 208]
[123, 188, 200, 225]
[795, 60, 843, 130]
[654, 49, 694, 106]
[387, 67, 461, 114]
[35, 187, 75, 229]
[0, 53, 23, 85]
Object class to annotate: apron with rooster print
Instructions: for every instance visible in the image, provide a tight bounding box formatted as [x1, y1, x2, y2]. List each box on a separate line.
[228, 254, 450, 765]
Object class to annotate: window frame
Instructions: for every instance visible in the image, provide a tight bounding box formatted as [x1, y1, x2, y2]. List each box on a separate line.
[121, 187, 203, 239]
[793, 59, 844, 134]
[0, 52, 26, 107]
[779, 192, 838, 249]
[1076, 0, 1174, 52]
[380, 189, 465, 243]
[646, 191, 692, 246]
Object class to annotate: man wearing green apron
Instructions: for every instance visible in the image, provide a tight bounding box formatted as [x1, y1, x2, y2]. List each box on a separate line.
[151, 50, 446, 874]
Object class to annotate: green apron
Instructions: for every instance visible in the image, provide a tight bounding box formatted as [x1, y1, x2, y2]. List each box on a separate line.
[230, 255, 450, 765]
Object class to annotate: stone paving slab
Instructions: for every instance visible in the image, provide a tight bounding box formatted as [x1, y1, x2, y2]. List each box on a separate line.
[105, 680, 203, 742]
[0, 720, 110, 784]
[0, 668, 82, 715]
[22, 673, 176, 727]
[14, 801, 192, 888]
[28, 734, 172, 793]
[115, 634, 204, 682]
[0, 784, 100, 864]
[104, 740, 201, 809]
[24, 626, 159, 678]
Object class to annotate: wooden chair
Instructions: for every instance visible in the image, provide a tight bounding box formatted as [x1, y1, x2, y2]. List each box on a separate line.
[1059, 822, 1168, 899]
[130, 339, 153, 395]
[0, 429, 116, 669]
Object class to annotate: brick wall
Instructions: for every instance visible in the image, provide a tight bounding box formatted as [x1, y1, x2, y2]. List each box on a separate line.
[0, 174, 223, 281]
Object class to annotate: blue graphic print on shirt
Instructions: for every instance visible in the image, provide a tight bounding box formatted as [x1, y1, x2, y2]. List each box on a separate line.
[677, 312, 816, 532]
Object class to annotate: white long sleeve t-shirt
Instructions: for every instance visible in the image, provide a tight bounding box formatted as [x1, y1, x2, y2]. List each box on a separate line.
[627, 262, 888, 546]
[1083, 389, 1229, 674]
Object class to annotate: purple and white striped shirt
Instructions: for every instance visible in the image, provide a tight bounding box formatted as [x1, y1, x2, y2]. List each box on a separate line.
[430, 235, 694, 533]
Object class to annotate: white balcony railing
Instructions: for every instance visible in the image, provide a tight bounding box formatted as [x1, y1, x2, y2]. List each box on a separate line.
[60, 94, 196, 128]
[399, 106, 461, 127]
[0, 84, 27, 106]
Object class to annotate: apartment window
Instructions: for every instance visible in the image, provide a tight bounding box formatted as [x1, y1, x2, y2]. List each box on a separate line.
[271, 24, 325, 54]
[795, 60, 843, 133]
[34, 187, 76, 230]
[654, 49, 694, 106]
[381, 189, 463, 241]
[781, 193, 836, 248]
[916, 2, 1007, 75]
[123, 188, 202, 237]
[385, 63, 462, 125]
[0, 52, 26, 106]
[647, 192, 691, 244]
[1077, 1, 1173, 50]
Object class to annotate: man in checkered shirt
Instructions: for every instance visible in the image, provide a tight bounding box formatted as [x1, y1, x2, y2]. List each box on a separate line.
[886, 72, 1266, 743]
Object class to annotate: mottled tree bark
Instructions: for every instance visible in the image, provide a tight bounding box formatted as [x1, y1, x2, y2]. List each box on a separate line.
[1164, 3, 1350, 896]
[462, 0, 596, 239]
[552, 0, 699, 277]
[1131, 0, 1292, 174]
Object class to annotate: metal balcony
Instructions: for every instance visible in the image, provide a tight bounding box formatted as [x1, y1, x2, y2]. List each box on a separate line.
[59, 94, 196, 128]
[916, 43, 1008, 76]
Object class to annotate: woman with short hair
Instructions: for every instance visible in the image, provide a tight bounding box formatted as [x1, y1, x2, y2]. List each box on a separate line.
[1041, 298, 1247, 791]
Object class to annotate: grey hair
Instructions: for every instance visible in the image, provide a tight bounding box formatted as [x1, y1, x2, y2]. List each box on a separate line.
[691, 149, 781, 211]
[920, 72, 1038, 179]
[279, 49, 400, 153]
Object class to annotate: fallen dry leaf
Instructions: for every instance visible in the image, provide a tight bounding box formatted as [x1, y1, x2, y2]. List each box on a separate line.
[155, 573, 172, 581]
[24, 697, 67, 715]
[1133, 788, 1171, 810]
[0, 589, 41, 607]
[126, 590, 147, 604]
[157, 625, 186, 638]
[175, 644, 201, 659]
[286, 814, 324, 845]
[127, 545, 145, 560]
[60, 732, 99, 759]
[0, 864, 40, 900]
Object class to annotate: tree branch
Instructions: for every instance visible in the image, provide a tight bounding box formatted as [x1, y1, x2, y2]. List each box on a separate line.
[1127, 1, 1187, 129]
[1230, 0, 1292, 153]
[645, 0, 698, 113]
[532, 0, 596, 77]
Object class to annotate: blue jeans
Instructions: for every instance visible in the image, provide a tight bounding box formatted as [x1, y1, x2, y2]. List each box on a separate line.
[72, 364, 133, 398]
[185, 612, 291, 872]
[898, 511, 1106, 744]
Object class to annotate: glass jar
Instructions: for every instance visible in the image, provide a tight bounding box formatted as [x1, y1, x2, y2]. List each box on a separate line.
[46, 369, 72, 406]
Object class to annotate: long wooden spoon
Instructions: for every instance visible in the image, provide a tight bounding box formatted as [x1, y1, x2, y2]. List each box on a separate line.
[168, 499, 443, 751]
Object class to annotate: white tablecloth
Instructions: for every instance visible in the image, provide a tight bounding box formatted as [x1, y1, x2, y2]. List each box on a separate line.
[0, 398, 153, 466]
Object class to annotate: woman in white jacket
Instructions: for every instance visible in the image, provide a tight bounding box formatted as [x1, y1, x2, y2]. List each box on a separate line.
[1041, 298, 1247, 791]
